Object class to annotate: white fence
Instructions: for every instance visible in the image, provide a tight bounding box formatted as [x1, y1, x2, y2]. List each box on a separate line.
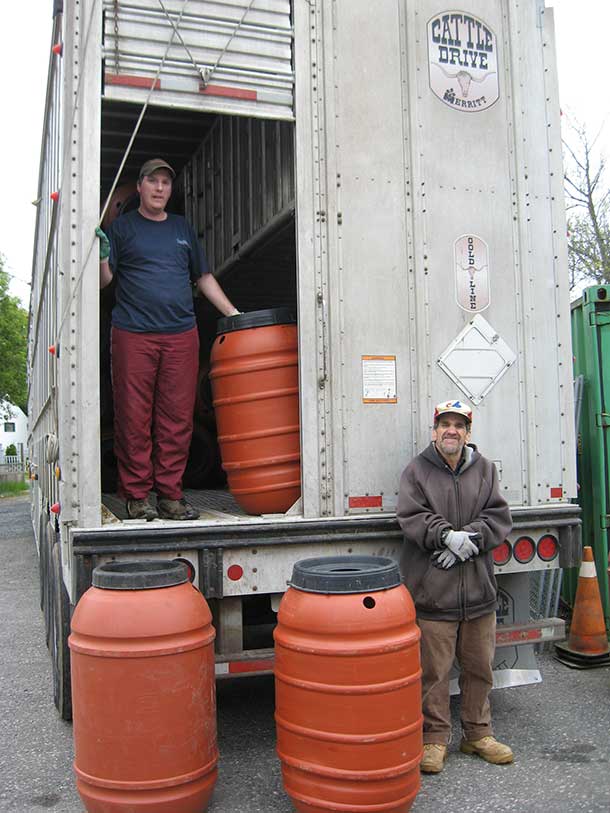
[0, 455, 23, 471]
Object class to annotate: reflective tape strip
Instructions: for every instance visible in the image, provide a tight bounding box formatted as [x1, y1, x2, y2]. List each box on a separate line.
[105, 73, 259, 101]
[579, 560, 597, 578]
[348, 495, 383, 508]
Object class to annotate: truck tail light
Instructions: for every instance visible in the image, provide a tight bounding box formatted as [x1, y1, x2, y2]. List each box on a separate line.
[227, 564, 244, 581]
[513, 536, 536, 564]
[493, 541, 512, 566]
[537, 534, 559, 562]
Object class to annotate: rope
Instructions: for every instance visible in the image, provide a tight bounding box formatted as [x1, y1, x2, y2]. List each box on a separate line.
[203, 0, 257, 87]
[157, 0, 207, 82]
[98, 0, 191, 226]
[156, 0, 257, 88]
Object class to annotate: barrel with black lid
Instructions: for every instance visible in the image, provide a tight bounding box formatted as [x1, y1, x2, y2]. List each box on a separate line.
[274, 556, 422, 813]
[69, 560, 218, 813]
[210, 307, 300, 514]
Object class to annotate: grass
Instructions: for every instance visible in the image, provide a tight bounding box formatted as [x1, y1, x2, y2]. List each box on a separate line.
[0, 479, 29, 497]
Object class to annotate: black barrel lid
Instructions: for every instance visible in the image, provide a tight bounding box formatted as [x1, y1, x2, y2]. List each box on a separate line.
[290, 555, 401, 594]
[92, 560, 188, 590]
[216, 307, 296, 336]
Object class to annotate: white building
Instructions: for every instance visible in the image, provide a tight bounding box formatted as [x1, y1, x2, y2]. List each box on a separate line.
[0, 400, 28, 461]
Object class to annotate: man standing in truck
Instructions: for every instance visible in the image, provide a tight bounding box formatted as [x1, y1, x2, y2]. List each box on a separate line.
[397, 400, 513, 774]
[97, 158, 239, 521]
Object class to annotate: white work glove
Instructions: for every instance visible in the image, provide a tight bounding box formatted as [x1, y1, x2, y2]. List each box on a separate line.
[445, 530, 479, 561]
[432, 549, 458, 569]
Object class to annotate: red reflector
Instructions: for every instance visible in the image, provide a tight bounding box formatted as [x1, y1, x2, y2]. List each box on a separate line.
[348, 495, 383, 508]
[550, 487, 563, 498]
[104, 72, 161, 89]
[513, 536, 535, 564]
[537, 534, 559, 562]
[227, 564, 244, 581]
[173, 557, 195, 582]
[228, 658, 274, 674]
[200, 83, 258, 101]
[493, 541, 511, 566]
[496, 628, 543, 645]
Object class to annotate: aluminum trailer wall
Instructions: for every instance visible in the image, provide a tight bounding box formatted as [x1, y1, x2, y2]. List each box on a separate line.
[294, 0, 576, 519]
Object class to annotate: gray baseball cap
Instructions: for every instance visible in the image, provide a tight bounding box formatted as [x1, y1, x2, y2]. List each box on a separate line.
[138, 158, 176, 180]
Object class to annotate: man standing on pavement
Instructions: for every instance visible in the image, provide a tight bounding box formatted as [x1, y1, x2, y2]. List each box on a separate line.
[397, 399, 513, 773]
[97, 158, 240, 521]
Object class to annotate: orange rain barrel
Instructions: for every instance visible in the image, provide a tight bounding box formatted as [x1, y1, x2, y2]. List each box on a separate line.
[274, 556, 422, 813]
[69, 561, 218, 813]
[209, 308, 300, 514]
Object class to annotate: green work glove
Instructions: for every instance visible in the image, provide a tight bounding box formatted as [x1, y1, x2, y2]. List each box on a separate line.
[96, 226, 110, 261]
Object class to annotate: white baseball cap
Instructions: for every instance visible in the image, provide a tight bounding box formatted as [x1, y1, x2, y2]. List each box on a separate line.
[433, 399, 473, 424]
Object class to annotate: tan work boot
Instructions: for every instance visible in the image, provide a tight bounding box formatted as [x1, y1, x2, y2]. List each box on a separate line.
[460, 736, 513, 764]
[420, 743, 447, 773]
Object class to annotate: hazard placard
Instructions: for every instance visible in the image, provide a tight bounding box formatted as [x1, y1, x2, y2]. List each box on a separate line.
[362, 355, 397, 403]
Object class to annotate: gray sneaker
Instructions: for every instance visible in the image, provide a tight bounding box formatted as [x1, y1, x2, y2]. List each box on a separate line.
[126, 497, 158, 521]
[157, 497, 200, 521]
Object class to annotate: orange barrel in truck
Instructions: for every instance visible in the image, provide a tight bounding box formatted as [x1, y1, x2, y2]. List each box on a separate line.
[274, 556, 423, 813]
[209, 308, 300, 514]
[69, 560, 218, 813]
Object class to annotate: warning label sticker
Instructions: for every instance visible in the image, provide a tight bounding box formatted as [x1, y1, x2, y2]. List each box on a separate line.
[362, 356, 397, 403]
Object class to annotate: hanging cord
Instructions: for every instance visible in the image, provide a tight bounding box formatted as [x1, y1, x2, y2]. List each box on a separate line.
[156, 0, 257, 88]
[98, 0, 190, 225]
[157, 0, 207, 82]
[113, 0, 120, 75]
[55, 0, 191, 348]
[202, 0, 257, 87]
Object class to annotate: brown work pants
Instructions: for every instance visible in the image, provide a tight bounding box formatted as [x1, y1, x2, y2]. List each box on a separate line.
[418, 612, 496, 745]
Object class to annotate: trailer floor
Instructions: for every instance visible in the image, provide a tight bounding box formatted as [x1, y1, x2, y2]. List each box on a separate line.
[101, 488, 248, 522]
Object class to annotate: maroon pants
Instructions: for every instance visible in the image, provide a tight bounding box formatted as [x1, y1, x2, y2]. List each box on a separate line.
[111, 326, 199, 501]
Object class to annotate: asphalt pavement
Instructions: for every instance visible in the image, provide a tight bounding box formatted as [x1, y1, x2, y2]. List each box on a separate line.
[1, 493, 609, 813]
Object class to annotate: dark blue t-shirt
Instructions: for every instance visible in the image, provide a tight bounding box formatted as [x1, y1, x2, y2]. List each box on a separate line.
[107, 210, 210, 333]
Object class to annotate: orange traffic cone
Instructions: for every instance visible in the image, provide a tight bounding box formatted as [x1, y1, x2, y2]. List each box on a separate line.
[555, 546, 610, 669]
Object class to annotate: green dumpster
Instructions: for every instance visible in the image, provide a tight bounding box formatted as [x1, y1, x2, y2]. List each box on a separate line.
[570, 285, 610, 629]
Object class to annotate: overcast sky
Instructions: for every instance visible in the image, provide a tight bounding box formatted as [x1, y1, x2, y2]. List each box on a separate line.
[0, 1, 607, 307]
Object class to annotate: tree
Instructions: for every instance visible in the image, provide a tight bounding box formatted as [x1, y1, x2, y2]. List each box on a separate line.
[0, 254, 28, 414]
[563, 120, 610, 290]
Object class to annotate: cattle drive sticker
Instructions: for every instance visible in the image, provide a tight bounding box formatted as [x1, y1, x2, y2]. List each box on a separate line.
[454, 234, 490, 313]
[427, 11, 499, 111]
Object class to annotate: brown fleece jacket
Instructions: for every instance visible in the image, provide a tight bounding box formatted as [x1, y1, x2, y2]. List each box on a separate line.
[397, 442, 512, 621]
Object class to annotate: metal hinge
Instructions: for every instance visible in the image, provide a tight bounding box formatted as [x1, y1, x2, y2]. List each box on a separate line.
[199, 548, 224, 598]
[596, 413, 610, 428]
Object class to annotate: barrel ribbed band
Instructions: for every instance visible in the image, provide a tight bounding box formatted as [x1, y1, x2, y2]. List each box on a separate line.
[284, 784, 419, 812]
[69, 627, 215, 657]
[273, 628, 420, 656]
[275, 714, 423, 745]
[274, 668, 422, 695]
[74, 756, 218, 791]
[279, 749, 421, 781]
